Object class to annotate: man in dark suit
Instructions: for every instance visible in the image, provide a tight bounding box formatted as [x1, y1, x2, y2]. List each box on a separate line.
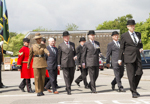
[75, 37, 88, 88]
[57, 31, 76, 95]
[0, 41, 13, 88]
[106, 31, 125, 92]
[45, 38, 59, 94]
[118, 20, 143, 98]
[82, 30, 101, 93]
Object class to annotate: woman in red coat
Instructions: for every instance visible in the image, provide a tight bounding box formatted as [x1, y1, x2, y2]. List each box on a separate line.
[17, 38, 34, 93]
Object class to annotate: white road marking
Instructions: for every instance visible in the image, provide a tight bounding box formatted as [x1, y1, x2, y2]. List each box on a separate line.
[0, 92, 150, 97]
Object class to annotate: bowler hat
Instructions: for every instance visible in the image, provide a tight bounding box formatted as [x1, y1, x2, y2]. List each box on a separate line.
[41, 38, 46, 43]
[111, 31, 119, 36]
[63, 31, 70, 36]
[126, 20, 136, 25]
[34, 33, 42, 39]
[23, 38, 30, 43]
[79, 37, 86, 42]
[88, 30, 96, 35]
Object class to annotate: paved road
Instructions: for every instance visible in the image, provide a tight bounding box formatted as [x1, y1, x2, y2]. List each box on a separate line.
[0, 69, 150, 104]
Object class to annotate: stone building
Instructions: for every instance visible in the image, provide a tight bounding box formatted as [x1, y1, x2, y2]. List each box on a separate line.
[25, 30, 120, 57]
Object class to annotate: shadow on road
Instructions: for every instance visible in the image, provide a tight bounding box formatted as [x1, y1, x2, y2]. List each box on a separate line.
[1, 89, 19, 93]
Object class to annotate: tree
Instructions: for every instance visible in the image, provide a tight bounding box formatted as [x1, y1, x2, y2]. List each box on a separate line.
[96, 14, 133, 35]
[65, 23, 79, 31]
[135, 15, 150, 49]
[3, 33, 25, 56]
[9, 32, 17, 38]
[32, 26, 51, 31]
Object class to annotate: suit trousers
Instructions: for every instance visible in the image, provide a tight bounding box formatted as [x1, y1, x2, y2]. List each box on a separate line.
[34, 68, 46, 93]
[126, 58, 142, 93]
[88, 66, 99, 92]
[111, 66, 124, 88]
[45, 68, 58, 92]
[75, 67, 88, 87]
[62, 67, 75, 93]
[0, 64, 4, 87]
[19, 79, 31, 91]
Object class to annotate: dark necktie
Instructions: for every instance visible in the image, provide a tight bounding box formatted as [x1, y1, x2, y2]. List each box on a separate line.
[116, 41, 120, 48]
[92, 41, 95, 47]
[132, 33, 138, 45]
[51, 47, 56, 54]
[66, 41, 69, 48]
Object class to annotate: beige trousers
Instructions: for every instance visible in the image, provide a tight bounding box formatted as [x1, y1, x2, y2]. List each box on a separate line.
[34, 68, 46, 93]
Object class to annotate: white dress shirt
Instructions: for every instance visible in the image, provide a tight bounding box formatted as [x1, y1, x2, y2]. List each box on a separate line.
[113, 40, 120, 48]
[128, 31, 139, 43]
[64, 41, 70, 48]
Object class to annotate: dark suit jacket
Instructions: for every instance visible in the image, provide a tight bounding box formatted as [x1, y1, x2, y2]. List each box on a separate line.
[76, 45, 83, 65]
[0, 46, 6, 64]
[45, 46, 58, 70]
[82, 40, 101, 67]
[118, 32, 143, 63]
[57, 41, 76, 68]
[106, 41, 124, 69]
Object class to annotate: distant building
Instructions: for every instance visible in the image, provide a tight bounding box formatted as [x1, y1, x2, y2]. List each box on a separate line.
[25, 30, 120, 56]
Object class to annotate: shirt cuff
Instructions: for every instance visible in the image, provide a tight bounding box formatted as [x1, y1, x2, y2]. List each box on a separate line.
[58, 65, 60, 66]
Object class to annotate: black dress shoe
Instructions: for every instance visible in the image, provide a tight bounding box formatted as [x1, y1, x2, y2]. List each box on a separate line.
[66, 88, 71, 95]
[67, 92, 71, 95]
[75, 81, 80, 87]
[118, 88, 126, 92]
[37, 93, 42, 96]
[41, 92, 45, 95]
[92, 91, 97, 94]
[136, 92, 140, 96]
[0, 85, 8, 88]
[132, 93, 138, 98]
[56, 86, 61, 88]
[19, 87, 26, 92]
[111, 84, 115, 90]
[28, 89, 35, 93]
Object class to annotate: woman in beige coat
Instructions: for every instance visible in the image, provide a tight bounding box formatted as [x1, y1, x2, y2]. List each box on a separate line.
[28, 33, 50, 96]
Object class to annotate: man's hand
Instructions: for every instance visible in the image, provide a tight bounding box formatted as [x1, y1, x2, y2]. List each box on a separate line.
[27, 65, 30, 69]
[47, 53, 50, 56]
[58, 66, 60, 70]
[106, 64, 110, 68]
[118, 61, 122, 66]
[18, 69, 21, 71]
[139, 49, 143, 53]
[82, 64, 85, 69]
[99, 53, 102, 57]
[78, 65, 81, 67]
[73, 56, 77, 60]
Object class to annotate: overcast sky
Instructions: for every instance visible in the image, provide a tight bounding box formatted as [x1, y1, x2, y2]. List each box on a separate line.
[6, 0, 150, 33]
